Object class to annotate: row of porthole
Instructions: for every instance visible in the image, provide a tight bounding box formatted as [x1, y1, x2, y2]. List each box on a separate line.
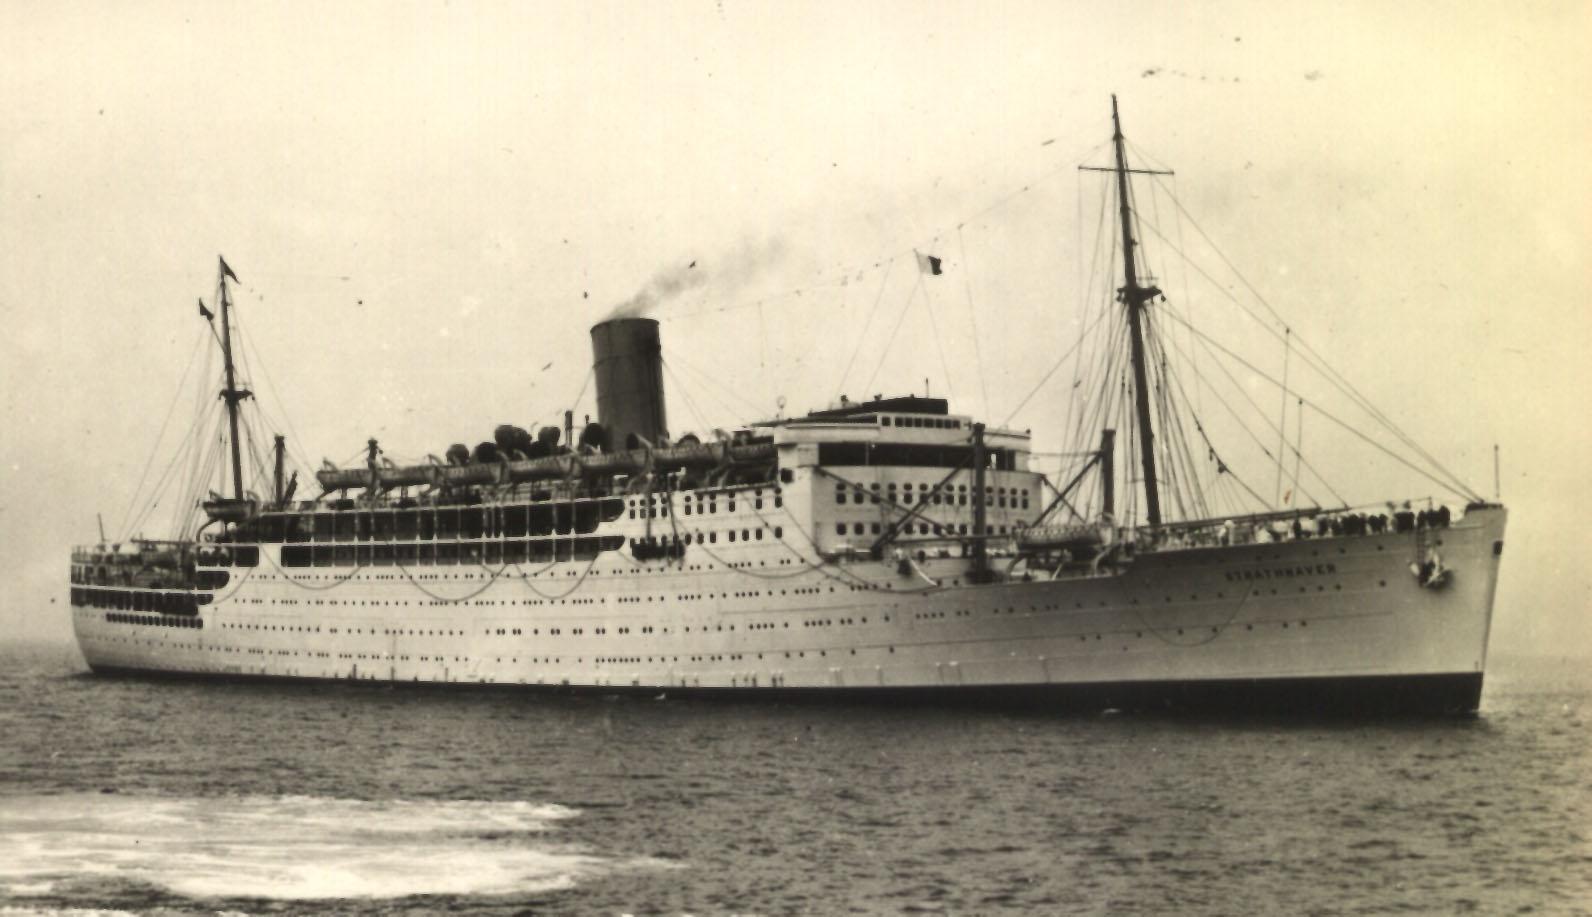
[155, 611, 1346, 665]
[833, 521, 1019, 538]
[98, 637, 206, 650]
[271, 596, 667, 609]
[606, 585, 844, 604]
[222, 623, 472, 637]
[835, 481, 1030, 505]
[651, 495, 784, 518]
[1071, 619, 1317, 642]
[468, 614, 891, 639]
[330, 652, 468, 662]
[261, 552, 806, 583]
[927, 583, 1367, 619]
[677, 496, 782, 517]
[675, 526, 784, 545]
[233, 609, 902, 641]
[209, 589, 1354, 648]
[104, 613, 203, 629]
[667, 559, 799, 572]
[643, 484, 782, 508]
[267, 560, 803, 587]
[212, 646, 330, 657]
[95, 637, 917, 666]
[802, 617, 866, 627]
[1124, 582, 1368, 606]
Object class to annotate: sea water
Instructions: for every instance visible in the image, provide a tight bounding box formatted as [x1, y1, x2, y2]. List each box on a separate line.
[1, 643, 1587, 915]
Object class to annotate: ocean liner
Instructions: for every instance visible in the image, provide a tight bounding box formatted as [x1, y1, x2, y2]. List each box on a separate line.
[69, 100, 1506, 713]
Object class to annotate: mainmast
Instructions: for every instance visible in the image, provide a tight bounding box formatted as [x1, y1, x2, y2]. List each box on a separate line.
[216, 257, 252, 503]
[1111, 96, 1164, 527]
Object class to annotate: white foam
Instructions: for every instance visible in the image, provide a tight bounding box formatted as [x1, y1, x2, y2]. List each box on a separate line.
[0, 794, 624, 901]
[0, 881, 57, 895]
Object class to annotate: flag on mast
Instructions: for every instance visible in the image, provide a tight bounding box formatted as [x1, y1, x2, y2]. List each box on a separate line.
[198, 298, 214, 321]
[219, 256, 239, 283]
[914, 251, 943, 275]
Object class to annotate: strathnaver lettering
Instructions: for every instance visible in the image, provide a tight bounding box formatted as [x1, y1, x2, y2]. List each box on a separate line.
[1225, 563, 1337, 582]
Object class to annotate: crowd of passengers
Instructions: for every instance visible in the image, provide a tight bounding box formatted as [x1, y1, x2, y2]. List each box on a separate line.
[1144, 504, 1454, 550]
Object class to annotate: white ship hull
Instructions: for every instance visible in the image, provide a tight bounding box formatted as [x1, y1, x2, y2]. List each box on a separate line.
[70, 505, 1506, 714]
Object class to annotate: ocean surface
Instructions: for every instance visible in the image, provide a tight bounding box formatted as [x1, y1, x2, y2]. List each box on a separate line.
[0, 642, 1587, 916]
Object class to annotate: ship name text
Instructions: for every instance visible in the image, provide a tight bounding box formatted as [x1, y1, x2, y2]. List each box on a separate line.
[1225, 563, 1337, 582]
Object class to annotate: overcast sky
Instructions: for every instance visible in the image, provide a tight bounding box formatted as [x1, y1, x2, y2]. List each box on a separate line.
[2, 0, 1587, 653]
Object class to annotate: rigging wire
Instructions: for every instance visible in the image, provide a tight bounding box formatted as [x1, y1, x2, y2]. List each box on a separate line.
[916, 244, 958, 404]
[835, 257, 899, 400]
[1157, 316, 1338, 508]
[660, 358, 714, 436]
[125, 331, 217, 540]
[1145, 319, 1214, 517]
[1072, 182, 1123, 446]
[1071, 320, 1129, 481]
[1215, 458, 1274, 512]
[233, 306, 315, 473]
[1158, 319, 1254, 509]
[1274, 328, 1291, 505]
[999, 304, 1114, 429]
[660, 137, 1108, 327]
[127, 366, 225, 541]
[175, 416, 224, 540]
[664, 347, 770, 422]
[1147, 324, 1186, 519]
[122, 405, 208, 540]
[1170, 173, 1201, 419]
[111, 124, 1483, 559]
[1137, 161, 1215, 512]
[1062, 171, 1117, 452]
[1156, 308, 1474, 500]
[566, 366, 595, 426]
[861, 275, 924, 398]
[116, 324, 209, 539]
[1145, 175, 1481, 500]
[956, 225, 991, 421]
[1291, 397, 1305, 505]
[1134, 211, 1477, 500]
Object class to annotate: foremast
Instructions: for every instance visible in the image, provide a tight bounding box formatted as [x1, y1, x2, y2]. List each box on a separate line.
[215, 257, 252, 504]
[1110, 96, 1165, 527]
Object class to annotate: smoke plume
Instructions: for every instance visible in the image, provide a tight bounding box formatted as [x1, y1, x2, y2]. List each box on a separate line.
[605, 234, 787, 321]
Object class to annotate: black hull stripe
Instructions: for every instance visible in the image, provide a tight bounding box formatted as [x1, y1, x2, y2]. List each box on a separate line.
[83, 667, 1484, 716]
